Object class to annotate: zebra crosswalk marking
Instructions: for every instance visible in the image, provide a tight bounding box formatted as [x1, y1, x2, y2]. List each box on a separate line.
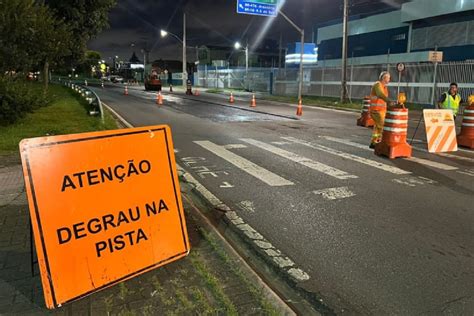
[240, 138, 358, 180]
[194, 140, 294, 186]
[282, 136, 411, 175]
[323, 136, 459, 171]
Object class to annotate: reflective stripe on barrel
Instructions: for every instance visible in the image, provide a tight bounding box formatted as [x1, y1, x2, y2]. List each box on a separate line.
[383, 109, 408, 134]
[462, 106, 474, 126]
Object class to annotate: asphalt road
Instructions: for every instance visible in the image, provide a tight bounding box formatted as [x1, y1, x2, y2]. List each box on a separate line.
[94, 83, 474, 315]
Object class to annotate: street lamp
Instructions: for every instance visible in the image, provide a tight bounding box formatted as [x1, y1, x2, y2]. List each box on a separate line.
[234, 41, 249, 90]
[160, 12, 187, 89]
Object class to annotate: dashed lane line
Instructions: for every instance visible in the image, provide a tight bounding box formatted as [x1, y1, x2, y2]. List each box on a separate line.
[240, 138, 358, 180]
[194, 140, 294, 186]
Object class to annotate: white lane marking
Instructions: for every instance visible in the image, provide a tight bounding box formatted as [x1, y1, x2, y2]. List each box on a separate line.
[323, 136, 459, 171]
[283, 136, 411, 175]
[437, 153, 474, 163]
[223, 144, 248, 149]
[313, 186, 356, 200]
[405, 157, 458, 171]
[194, 140, 294, 186]
[271, 141, 291, 146]
[392, 176, 437, 187]
[457, 169, 474, 177]
[323, 136, 370, 150]
[219, 181, 234, 188]
[240, 138, 358, 180]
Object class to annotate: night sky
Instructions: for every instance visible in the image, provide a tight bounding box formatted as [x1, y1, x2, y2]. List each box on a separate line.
[88, 0, 410, 63]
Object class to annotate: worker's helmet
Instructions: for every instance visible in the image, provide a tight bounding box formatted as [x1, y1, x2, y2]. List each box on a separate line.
[379, 71, 390, 81]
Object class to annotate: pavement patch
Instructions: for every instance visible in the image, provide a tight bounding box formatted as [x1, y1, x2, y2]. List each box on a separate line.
[313, 186, 356, 200]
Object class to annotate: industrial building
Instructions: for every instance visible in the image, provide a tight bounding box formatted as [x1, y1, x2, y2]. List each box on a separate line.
[314, 0, 474, 65]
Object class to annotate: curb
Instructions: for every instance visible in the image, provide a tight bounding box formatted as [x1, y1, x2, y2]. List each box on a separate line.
[100, 102, 304, 315]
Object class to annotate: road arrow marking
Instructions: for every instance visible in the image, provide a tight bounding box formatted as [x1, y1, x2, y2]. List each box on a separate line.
[220, 181, 234, 188]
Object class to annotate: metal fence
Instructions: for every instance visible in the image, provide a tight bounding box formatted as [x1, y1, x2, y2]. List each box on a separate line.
[196, 66, 273, 92]
[197, 61, 474, 105]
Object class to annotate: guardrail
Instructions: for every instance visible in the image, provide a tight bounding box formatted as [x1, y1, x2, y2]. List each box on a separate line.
[63, 81, 104, 123]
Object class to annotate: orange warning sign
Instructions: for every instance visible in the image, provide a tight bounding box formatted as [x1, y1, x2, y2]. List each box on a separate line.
[19, 125, 190, 309]
[423, 109, 458, 153]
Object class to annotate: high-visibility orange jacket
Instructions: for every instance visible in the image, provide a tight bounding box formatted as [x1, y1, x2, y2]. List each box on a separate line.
[370, 81, 389, 111]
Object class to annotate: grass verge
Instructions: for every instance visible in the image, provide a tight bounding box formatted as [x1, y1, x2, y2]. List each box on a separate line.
[0, 83, 117, 154]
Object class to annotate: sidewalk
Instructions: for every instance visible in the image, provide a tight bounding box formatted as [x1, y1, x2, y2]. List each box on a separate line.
[0, 153, 291, 315]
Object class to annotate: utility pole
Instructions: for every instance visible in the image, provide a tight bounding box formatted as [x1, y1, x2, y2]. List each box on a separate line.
[341, 0, 349, 103]
[278, 32, 282, 69]
[279, 11, 304, 103]
[183, 12, 187, 89]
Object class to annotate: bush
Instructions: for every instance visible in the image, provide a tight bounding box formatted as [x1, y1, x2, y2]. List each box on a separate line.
[0, 76, 51, 125]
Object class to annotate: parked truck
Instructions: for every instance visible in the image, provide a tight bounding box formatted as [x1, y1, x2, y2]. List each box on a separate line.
[144, 66, 162, 91]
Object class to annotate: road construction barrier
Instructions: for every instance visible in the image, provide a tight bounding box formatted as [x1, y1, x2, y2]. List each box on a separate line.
[156, 91, 163, 105]
[375, 108, 412, 159]
[186, 80, 193, 95]
[457, 105, 474, 149]
[357, 96, 374, 127]
[296, 99, 303, 116]
[229, 92, 235, 104]
[124, 85, 128, 96]
[250, 94, 256, 107]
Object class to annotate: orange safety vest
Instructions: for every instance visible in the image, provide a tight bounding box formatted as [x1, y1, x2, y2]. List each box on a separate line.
[370, 81, 388, 111]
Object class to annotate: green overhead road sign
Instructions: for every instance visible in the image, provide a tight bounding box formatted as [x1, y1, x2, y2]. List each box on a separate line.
[237, 0, 279, 17]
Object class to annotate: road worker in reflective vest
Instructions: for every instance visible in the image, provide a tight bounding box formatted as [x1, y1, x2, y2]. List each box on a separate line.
[438, 82, 463, 120]
[369, 71, 394, 148]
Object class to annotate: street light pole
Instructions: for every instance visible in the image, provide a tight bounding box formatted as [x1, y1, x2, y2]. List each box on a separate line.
[341, 0, 349, 103]
[245, 44, 249, 90]
[183, 12, 187, 89]
[278, 10, 304, 103]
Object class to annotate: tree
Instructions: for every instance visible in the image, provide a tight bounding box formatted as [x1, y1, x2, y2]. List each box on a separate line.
[0, 0, 40, 72]
[0, 0, 72, 90]
[44, 0, 116, 65]
[76, 50, 102, 76]
[30, 4, 72, 90]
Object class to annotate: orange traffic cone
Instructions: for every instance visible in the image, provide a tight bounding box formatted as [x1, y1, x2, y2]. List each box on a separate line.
[375, 108, 412, 159]
[156, 91, 163, 105]
[169, 85, 173, 92]
[457, 104, 474, 149]
[194, 89, 200, 96]
[250, 94, 256, 107]
[229, 92, 235, 104]
[124, 85, 128, 96]
[357, 96, 374, 127]
[296, 99, 303, 116]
